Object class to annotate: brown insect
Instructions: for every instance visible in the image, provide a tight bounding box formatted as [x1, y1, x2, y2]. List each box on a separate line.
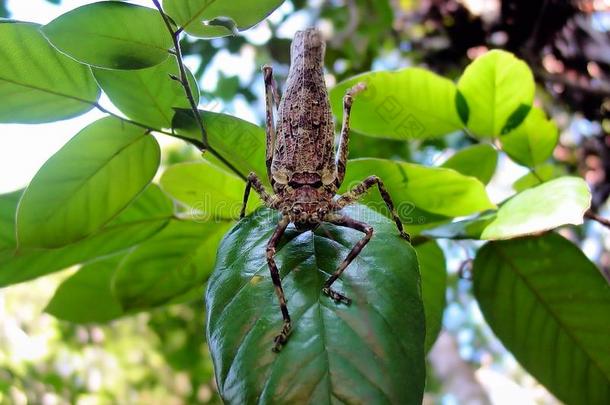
[240, 28, 409, 352]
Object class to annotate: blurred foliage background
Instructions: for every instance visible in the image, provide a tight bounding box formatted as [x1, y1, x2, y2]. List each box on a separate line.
[1, 0, 609, 404]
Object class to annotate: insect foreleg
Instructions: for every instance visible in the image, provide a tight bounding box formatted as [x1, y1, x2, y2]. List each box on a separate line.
[266, 215, 292, 352]
[262, 65, 279, 183]
[336, 82, 367, 187]
[337, 175, 410, 241]
[322, 214, 373, 305]
[240, 172, 277, 219]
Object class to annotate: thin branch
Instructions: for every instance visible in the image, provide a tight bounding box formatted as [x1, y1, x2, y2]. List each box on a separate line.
[92, 103, 246, 181]
[147, 1, 248, 181]
[202, 147, 247, 182]
[151, 0, 208, 147]
[585, 209, 610, 230]
[93, 102, 173, 137]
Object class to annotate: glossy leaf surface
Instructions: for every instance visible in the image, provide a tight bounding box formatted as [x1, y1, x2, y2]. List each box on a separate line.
[46, 254, 125, 323]
[457, 50, 535, 136]
[416, 241, 447, 352]
[163, 0, 285, 38]
[481, 177, 591, 240]
[93, 58, 199, 129]
[17, 117, 160, 248]
[207, 205, 425, 404]
[42, 2, 172, 69]
[0, 21, 99, 123]
[512, 164, 566, 192]
[160, 161, 259, 220]
[172, 109, 267, 180]
[341, 158, 495, 227]
[113, 219, 233, 311]
[330, 68, 463, 139]
[424, 176, 590, 240]
[1, 185, 172, 286]
[421, 212, 496, 240]
[441, 144, 498, 184]
[474, 233, 610, 405]
[0, 189, 21, 250]
[500, 107, 558, 167]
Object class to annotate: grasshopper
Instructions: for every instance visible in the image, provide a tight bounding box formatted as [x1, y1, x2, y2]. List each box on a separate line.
[240, 28, 409, 352]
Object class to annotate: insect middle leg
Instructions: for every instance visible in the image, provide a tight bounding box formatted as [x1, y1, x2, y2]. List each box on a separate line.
[322, 214, 374, 305]
[240, 172, 277, 218]
[337, 175, 411, 241]
[266, 215, 292, 352]
[336, 82, 367, 187]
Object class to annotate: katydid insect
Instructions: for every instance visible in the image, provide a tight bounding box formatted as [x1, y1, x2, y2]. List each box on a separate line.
[240, 28, 410, 352]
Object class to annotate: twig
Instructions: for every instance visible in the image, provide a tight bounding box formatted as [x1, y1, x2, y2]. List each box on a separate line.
[147, 1, 248, 181]
[151, 0, 208, 147]
[93, 102, 174, 137]
[92, 103, 246, 181]
[585, 209, 610, 229]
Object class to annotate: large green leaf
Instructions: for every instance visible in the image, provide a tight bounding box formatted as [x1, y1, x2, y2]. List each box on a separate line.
[16, 117, 160, 248]
[423, 176, 590, 240]
[45, 254, 125, 323]
[93, 58, 199, 129]
[500, 107, 559, 167]
[415, 241, 447, 352]
[441, 144, 498, 184]
[160, 161, 259, 220]
[481, 176, 591, 240]
[421, 211, 496, 240]
[473, 233, 610, 405]
[330, 68, 463, 139]
[0, 184, 172, 287]
[41, 2, 172, 69]
[457, 50, 535, 137]
[0, 189, 21, 250]
[512, 164, 566, 192]
[0, 21, 100, 123]
[163, 0, 285, 38]
[172, 109, 267, 180]
[341, 158, 495, 227]
[113, 219, 232, 311]
[207, 205, 425, 403]
[107, 183, 174, 226]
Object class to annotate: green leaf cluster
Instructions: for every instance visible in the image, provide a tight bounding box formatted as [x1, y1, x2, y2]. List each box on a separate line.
[0, 2, 607, 403]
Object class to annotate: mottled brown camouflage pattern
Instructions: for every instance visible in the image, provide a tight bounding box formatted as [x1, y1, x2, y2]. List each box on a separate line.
[271, 29, 336, 187]
[240, 28, 409, 352]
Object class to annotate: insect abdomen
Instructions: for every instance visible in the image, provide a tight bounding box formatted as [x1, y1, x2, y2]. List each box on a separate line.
[272, 28, 336, 183]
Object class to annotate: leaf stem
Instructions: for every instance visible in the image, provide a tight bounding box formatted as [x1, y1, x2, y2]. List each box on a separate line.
[92, 102, 172, 137]
[151, 0, 208, 147]
[147, 1, 247, 181]
[531, 168, 544, 183]
[92, 103, 247, 181]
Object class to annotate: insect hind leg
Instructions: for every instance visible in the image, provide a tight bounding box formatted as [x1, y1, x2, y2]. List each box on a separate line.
[321, 214, 374, 305]
[267, 215, 292, 352]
